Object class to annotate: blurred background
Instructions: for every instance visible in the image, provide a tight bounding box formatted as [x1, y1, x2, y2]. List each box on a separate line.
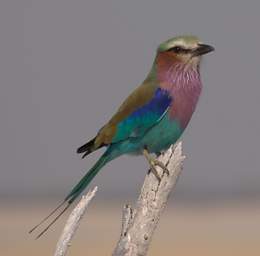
[1, 0, 260, 255]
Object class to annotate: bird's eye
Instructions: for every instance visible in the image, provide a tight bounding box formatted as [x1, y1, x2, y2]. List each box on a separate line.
[170, 46, 185, 53]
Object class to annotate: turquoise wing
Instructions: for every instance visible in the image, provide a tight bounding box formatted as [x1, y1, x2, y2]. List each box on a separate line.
[112, 88, 173, 143]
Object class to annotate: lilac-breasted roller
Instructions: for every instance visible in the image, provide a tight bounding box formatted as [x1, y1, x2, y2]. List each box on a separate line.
[30, 35, 214, 237]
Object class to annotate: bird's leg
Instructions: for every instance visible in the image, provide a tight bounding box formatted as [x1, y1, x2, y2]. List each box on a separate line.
[143, 148, 169, 181]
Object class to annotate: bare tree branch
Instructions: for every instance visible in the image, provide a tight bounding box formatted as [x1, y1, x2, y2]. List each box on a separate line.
[54, 186, 98, 256]
[54, 142, 185, 256]
[113, 142, 185, 256]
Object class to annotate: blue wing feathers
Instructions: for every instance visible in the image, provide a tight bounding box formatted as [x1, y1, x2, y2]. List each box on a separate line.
[131, 88, 172, 116]
[112, 88, 172, 142]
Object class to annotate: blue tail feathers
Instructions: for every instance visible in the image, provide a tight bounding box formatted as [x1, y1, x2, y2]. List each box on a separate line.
[29, 147, 115, 238]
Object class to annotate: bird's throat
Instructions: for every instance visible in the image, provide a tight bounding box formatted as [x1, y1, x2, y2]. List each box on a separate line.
[155, 53, 201, 90]
[154, 53, 202, 128]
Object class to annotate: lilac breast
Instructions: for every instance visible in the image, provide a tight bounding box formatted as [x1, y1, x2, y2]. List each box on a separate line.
[157, 63, 202, 128]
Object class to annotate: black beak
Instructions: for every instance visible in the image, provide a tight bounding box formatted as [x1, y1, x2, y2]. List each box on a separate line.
[192, 44, 215, 57]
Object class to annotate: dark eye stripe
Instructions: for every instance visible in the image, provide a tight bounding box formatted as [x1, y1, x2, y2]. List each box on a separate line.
[168, 46, 192, 54]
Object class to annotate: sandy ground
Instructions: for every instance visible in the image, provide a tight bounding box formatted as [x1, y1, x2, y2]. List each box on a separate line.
[1, 201, 260, 256]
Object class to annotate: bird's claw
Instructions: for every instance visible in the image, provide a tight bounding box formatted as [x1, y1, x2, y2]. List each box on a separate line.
[143, 148, 169, 181]
[149, 159, 169, 181]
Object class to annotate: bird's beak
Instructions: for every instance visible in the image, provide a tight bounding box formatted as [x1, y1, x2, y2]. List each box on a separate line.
[192, 44, 215, 57]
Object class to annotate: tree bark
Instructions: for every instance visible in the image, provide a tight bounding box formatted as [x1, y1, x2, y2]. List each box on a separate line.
[54, 187, 98, 256]
[112, 142, 185, 256]
[53, 141, 185, 256]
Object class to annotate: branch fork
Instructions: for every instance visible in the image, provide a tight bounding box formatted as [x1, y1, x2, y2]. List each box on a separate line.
[54, 142, 185, 256]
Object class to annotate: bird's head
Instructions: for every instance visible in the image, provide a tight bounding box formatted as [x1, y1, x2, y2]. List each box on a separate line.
[157, 35, 214, 68]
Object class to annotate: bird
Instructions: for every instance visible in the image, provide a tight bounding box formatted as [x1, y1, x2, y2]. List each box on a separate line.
[30, 35, 214, 238]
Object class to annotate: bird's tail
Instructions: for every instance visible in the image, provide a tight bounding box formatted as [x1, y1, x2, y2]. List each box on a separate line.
[29, 148, 113, 239]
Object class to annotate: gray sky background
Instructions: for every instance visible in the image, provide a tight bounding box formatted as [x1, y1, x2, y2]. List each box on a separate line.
[0, 0, 259, 200]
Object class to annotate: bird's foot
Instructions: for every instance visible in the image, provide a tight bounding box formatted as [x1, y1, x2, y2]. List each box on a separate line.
[143, 148, 169, 181]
